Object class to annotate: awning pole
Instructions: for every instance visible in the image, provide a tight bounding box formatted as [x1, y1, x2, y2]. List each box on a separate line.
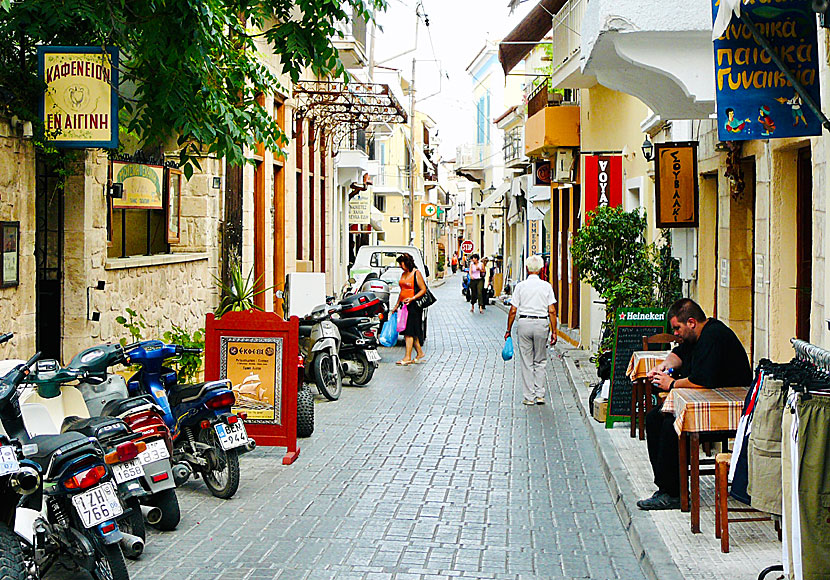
[739, 12, 830, 133]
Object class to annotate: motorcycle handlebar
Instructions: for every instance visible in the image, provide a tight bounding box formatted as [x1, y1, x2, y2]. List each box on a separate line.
[181, 347, 202, 355]
[0, 333, 13, 344]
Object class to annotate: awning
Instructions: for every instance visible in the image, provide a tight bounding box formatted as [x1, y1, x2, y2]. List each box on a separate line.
[474, 181, 510, 215]
[507, 178, 525, 226]
[370, 207, 384, 232]
[403, 131, 436, 171]
[498, 0, 565, 75]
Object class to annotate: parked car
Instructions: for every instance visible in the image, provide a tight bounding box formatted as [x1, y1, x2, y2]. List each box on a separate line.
[349, 245, 430, 342]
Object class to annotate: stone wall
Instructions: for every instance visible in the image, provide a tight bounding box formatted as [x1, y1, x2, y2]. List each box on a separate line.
[0, 118, 37, 358]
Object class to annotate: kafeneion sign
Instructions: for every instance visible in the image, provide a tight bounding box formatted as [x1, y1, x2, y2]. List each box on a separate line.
[655, 142, 699, 228]
[37, 46, 119, 148]
[111, 162, 164, 210]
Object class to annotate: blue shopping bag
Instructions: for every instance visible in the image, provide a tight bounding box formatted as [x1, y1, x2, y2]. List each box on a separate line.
[379, 312, 399, 347]
[502, 336, 514, 361]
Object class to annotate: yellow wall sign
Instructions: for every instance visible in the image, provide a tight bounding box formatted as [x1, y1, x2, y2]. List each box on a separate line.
[111, 162, 164, 210]
[37, 46, 119, 148]
[220, 336, 283, 423]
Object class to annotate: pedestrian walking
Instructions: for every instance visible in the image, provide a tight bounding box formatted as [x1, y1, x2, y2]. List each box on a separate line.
[468, 254, 486, 314]
[390, 253, 427, 366]
[451, 253, 458, 274]
[504, 255, 558, 405]
[480, 257, 490, 311]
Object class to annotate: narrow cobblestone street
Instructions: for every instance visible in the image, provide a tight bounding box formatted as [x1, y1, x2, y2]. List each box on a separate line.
[119, 274, 647, 580]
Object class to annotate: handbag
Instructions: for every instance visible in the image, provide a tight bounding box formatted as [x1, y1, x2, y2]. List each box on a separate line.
[379, 312, 399, 347]
[413, 275, 437, 309]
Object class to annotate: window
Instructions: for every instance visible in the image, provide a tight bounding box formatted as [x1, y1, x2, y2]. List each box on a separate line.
[503, 126, 522, 164]
[369, 252, 401, 268]
[374, 194, 386, 212]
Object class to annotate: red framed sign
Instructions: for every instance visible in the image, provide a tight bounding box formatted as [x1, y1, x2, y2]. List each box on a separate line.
[205, 310, 300, 464]
[583, 154, 622, 218]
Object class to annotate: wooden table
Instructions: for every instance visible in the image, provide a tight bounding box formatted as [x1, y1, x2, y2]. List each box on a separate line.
[663, 387, 747, 533]
[626, 350, 670, 440]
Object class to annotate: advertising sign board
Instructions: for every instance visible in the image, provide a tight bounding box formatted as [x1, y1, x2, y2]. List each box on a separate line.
[111, 162, 164, 210]
[655, 142, 699, 228]
[583, 155, 622, 218]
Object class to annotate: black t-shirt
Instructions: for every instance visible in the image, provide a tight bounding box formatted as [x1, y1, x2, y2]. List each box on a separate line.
[671, 318, 752, 389]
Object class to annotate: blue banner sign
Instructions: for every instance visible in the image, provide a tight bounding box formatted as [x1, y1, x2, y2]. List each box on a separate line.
[712, 0, 821, 141]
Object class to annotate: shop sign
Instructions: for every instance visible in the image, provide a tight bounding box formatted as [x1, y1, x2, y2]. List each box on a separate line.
[221, 337, 282, 423]
[534, 160, 551, 186]
[37, 46, 119, 148]
[421, 203, 438, 217]
[712, 0, 821, 141]
[654, 142, 699, 228]
[528, 220, 542, 256]
[583, 155, 622, 218]
[111, 162, 164, 210]
[348, 189, 372, 224]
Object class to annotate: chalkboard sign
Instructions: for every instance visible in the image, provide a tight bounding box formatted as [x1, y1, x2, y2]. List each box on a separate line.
[605, 308, 668, 428]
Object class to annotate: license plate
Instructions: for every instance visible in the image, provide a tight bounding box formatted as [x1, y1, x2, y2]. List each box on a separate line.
[214, 421, 248, 450]
[138, 440, 170, 465]
[71, 482, 124, 528]
[0, 446, 19, 477]
[112, 459, 144, 484]
[366, 350, 381, 362]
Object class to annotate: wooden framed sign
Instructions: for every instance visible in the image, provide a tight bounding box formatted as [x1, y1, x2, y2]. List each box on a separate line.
[166, 168, 182, 243]
[0, 222, 19, 287]
[655, 142, 699, 228]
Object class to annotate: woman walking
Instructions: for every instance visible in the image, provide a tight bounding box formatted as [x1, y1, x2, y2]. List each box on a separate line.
[468, 254, 486, 314]
[390, 253, 427, 366]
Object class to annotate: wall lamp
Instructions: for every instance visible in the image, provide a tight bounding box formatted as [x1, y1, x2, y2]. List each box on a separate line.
[87, 280, 106, 321]
[641, 136, 655, 162]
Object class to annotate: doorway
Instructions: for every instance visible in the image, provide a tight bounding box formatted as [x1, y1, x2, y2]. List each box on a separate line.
[35, 154, 64, 360]
[795, 147, 812, 340]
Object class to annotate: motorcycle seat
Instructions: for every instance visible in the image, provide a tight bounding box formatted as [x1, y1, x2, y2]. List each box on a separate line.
[167, 379, 230, 408]
[27, 431, 93, 472]
[101, 395, 158, 418]
[61, 416, 131, 441]
[332, 317, 370, 330]
[299, 325, 313, 338]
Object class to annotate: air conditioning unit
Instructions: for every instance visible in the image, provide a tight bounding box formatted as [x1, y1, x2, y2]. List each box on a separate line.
[553, 148, 576, 183]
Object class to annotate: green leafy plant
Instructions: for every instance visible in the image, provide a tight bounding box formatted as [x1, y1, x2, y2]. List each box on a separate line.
[163, 324, 205, 384]
[115, 308, 147, 346]
[655, 229, 683, 308]
[214, 256, 271, 317]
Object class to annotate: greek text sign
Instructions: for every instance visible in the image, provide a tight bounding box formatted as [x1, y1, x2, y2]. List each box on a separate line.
[111, 162, 164, 210]
[712, 0, 821, 141]
[348, 189, 372, 224]
[37, 46, 119, 148]
[655, 142, 699, 228]
[528, 220, 542, 256]
[583, 155, 622, 218]
[221, 337, 282, 423]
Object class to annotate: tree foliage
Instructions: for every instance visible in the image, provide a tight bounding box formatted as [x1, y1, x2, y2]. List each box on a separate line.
[0, 0, 385, 174]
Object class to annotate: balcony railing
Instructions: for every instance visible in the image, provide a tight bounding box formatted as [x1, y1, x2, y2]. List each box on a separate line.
[503, 127, 524, 165]
[456, 144, 492, 170]
[551, 0, 584, 73]
[343, 128, 367, 154]
[375, 165, 411, 191]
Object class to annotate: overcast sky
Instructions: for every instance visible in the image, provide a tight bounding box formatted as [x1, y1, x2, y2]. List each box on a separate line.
[371, 0, 536, 159]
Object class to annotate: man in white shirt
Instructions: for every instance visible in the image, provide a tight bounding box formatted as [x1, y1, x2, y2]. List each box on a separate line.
[504, 255, 558, 405]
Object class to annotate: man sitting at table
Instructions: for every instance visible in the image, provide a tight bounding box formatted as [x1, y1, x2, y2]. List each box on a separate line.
[637, 298, 752, 510]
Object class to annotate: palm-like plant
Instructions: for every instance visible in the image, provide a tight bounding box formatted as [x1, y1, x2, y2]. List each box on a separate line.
[215, 256, 271, 317]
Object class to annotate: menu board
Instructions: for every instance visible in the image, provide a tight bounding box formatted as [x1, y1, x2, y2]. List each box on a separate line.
[605, 308, 667, 428]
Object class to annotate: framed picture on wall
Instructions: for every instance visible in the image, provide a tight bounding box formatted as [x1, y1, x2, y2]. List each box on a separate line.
[167, 168, 182, 244]
[0, 222, 19, 287]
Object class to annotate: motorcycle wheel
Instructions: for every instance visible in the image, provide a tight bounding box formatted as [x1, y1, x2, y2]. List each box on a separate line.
[197, 427, 241, 499]
[0, 522, 26, 579]
[90, 539, 129, 580]
[297, 386, 315, 438]
[119, 498, 146, 552]
[146, 488, 180, 531]
[349, 352, 375, 386]
[312, 353, 342, 401]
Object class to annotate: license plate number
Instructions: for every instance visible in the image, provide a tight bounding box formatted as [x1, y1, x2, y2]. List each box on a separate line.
[214, 421, 248, 450]
[0, 446, 19, 477]
[112, 459, 144, 484]
[139, 440, 170, 465]
[71, 482, 123, 528]
[366, 350, 381, 362]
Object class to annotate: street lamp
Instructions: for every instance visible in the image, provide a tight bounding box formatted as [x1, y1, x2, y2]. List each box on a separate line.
[641, 136, 655, 162]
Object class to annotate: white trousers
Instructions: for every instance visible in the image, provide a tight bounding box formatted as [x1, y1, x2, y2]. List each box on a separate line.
[515, 318, 549, 401]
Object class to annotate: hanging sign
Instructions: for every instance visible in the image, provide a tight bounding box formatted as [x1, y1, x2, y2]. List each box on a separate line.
[583, 155, 622, 218]
[534, 160, 551, 186]
[37, 46, 119, 149]
[421, 203, 438, 217]
[655, 142, 699, 228]
[111, 162, 164, 210]
[348, 189, 372, 224]
[528, 220, 542, 256]
[712, 0, 821, 141]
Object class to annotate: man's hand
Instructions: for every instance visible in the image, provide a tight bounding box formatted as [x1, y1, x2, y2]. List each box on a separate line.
[651, 370, 674, 391]
[646, 361, 669, 381]
[504, 331, 511, 341]
[549, 331, 558, 346]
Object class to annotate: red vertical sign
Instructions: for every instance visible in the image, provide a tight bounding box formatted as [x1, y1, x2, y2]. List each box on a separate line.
[583, 155, 623, 218]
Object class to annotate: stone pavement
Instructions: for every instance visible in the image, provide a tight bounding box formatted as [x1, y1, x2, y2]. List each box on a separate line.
[561, 348, 782, 580]
[53, 272, 648, 579]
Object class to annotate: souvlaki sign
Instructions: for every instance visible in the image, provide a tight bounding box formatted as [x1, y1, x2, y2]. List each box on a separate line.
[37, 46, 119, 148]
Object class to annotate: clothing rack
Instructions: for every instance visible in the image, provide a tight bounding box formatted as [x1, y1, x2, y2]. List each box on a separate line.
[791, 338, 830, 371]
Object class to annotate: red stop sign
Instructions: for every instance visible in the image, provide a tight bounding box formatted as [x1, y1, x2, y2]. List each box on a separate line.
[461, 240, 474, 254]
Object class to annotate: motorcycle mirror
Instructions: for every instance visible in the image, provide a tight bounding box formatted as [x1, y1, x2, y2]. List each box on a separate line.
[348, 278, 356, 284]
[275, 290, 284, 299]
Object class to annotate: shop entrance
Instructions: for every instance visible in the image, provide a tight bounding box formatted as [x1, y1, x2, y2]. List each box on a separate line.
[34, 155, 64, 360]
[795, 147, 812, 340]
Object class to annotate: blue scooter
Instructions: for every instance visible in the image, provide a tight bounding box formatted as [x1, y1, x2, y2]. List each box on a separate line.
[122, 341, 255, 499]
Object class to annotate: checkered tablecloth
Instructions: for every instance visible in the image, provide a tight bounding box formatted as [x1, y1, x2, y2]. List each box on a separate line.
[626, 350, 671, 381]
[663, 387, 748, 434]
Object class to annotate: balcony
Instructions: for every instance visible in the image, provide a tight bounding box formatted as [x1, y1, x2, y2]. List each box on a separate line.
[456, 144, 492, 171]
[333, 9, 368, 69]
[580, 0, 714, 119]
[525, 104, 580, 158]
[373, 165, 410, 193]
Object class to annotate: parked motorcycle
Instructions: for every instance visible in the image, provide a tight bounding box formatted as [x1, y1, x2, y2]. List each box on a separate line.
[332, 292, 385, 385]
[120, 341, 255, 499]
[299, 305, 343, 401]
[0, 354, 133, 580]
[296, 355, 314, 438]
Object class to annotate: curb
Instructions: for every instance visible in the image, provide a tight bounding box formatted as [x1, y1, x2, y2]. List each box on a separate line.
[559, 349, 686, 580]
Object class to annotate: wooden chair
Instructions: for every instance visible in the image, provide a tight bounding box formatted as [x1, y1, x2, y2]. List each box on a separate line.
[642, 332, 677, 351]
[630, 333, 677, 439]
[714, 453, 776, 553]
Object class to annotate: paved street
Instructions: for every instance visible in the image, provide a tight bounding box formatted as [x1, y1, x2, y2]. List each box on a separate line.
[114, 274, 646, 580]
